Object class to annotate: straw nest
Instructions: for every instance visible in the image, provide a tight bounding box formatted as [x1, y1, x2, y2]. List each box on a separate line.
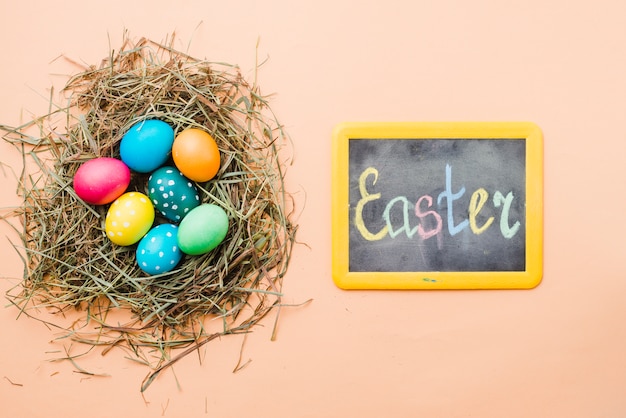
[1, 35, 297, 390]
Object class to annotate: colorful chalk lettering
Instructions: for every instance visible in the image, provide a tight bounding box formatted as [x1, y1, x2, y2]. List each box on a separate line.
[354, 164, 521, 242]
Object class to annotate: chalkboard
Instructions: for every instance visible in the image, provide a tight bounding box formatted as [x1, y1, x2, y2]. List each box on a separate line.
[331, 122, 543, 290]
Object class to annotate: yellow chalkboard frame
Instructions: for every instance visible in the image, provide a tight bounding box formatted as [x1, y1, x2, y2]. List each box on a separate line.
[331, 122, 543, 290]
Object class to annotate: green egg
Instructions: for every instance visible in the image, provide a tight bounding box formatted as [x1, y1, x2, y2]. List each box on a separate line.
[177, 204, 229, 255]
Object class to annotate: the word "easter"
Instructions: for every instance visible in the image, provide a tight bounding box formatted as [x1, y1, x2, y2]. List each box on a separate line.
[354, 164, 521, 242]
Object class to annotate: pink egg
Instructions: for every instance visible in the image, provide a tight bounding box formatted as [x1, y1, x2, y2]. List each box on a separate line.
[73, 157, 131, 205]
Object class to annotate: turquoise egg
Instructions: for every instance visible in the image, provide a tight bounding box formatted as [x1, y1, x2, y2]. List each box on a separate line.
[120, 119, 174, 173]
[136, 224, 183, 275]
[148, 166, 201, 222]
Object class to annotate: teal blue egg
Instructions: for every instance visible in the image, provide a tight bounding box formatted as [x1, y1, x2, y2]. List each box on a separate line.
[148, 166, 201, 222]
[136, 224, 183, 275]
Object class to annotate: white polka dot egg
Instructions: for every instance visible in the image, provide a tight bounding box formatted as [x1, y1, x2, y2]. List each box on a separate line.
[136, 224, 183, 275]
[105, 192, 155, 246]
[148, 166, 201, 222]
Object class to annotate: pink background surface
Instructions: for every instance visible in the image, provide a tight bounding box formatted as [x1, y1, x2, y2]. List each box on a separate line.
[1, 1, 626, 417]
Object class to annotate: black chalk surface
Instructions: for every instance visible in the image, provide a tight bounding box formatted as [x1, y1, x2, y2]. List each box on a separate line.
[348, 138, 525, 272]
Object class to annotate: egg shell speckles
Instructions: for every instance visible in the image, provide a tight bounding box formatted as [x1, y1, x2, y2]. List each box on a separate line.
[105, 192, 155, 246]
[148, 166, 201, 222]
[120, 119, 175, 173]
[136, 224, 183, 275]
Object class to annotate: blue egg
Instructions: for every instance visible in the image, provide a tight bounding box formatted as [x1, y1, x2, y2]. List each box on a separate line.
[120, 120, 175, 173]
[136, 224, 183, 275]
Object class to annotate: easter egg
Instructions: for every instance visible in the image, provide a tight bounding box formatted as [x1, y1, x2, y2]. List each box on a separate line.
[105, 192, 155, 246]
[172, 128, 220, 182]
[136, 224, 183, 275]
[73, 157, 130, 205]
[147, 166, 201, 222]
[120, 119, 175, 173]
[177, 204, 229, 255]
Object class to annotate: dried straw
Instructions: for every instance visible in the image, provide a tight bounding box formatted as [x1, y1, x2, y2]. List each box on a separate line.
[1, 34, 297, 391]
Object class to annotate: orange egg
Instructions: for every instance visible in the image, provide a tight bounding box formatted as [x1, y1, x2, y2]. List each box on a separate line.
[172, 128, 220, 182]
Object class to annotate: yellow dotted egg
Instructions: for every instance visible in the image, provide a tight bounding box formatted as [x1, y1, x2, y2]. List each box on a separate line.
[105, 192, 155, 246]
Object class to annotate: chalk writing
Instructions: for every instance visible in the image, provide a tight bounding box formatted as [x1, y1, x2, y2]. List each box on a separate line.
[354, 164, 521, 242]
